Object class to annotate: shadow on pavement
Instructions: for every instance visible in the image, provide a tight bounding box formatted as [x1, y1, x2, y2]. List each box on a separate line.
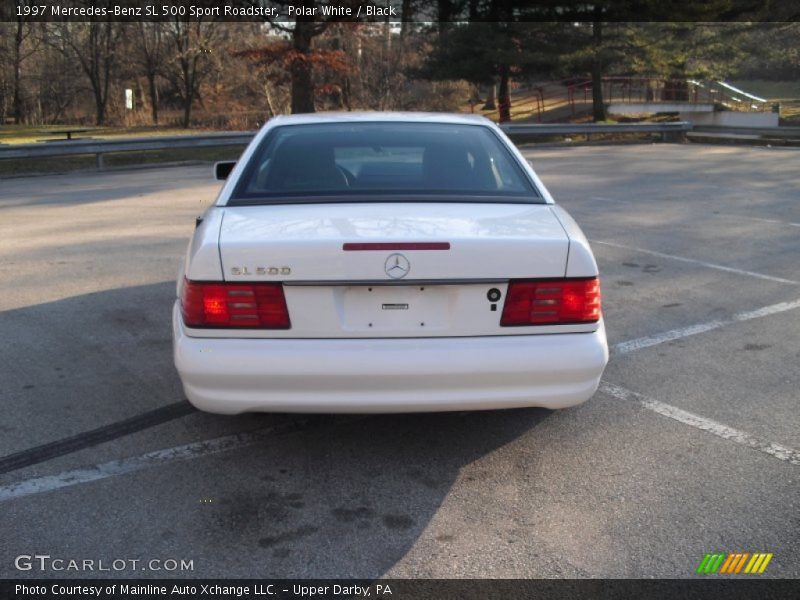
[1, 281, 553, 578]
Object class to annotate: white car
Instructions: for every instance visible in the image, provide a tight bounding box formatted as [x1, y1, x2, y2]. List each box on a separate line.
[173, 113, 608, 414]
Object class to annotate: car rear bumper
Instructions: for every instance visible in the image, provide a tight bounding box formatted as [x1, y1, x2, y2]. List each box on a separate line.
[172, 302, 608, 414]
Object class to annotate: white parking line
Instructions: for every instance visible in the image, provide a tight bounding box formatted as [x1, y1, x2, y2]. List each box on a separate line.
[726, 214, 800, 228]
[0, 420, 311, 503]
[594, 240, 799, 285]
[600, 383, 800, 466]
[613, 297, 800, 355]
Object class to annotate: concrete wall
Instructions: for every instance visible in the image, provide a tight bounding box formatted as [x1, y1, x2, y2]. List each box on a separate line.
[608, 102, 714, 114]
[680, 111, 780, 128]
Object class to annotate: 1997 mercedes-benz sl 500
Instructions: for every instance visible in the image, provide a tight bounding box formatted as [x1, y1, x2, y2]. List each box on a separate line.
[173, 113, 608, 414]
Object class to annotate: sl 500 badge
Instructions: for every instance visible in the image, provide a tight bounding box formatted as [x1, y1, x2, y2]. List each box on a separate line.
[230, 266, 291, 276]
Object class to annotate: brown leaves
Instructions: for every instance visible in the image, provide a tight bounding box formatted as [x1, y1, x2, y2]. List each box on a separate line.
[235, 43, 350, 76]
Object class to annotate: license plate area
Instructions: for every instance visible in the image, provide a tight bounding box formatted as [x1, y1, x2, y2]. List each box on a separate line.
[341, 285, 450, 332]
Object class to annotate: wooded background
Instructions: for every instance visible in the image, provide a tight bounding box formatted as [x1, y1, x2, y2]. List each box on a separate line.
[1, 0, 798, 128]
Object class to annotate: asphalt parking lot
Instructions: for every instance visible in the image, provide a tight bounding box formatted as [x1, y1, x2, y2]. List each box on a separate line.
[0, 142, 797, 579]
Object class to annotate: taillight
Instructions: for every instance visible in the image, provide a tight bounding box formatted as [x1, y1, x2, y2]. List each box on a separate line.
[500, 277, 601, 326]
[180, 279, 290, 329]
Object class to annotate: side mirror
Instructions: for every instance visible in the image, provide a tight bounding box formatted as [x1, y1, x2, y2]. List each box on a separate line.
[214, 161, 236, 181]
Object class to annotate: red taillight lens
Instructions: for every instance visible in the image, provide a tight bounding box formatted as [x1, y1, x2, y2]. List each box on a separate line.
[500, 277, 601, 326]
[181, 279, 290, 329]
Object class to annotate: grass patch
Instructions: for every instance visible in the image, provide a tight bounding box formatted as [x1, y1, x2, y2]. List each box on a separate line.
[778, 101, 800, 124]
[0, 145, 245, 177]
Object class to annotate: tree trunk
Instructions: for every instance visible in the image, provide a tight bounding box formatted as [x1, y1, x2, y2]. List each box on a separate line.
[482, 84, 496, 110]
[180, 46, 195, 128]
[400, 0, 412, 39]
[87, 22, 114, 126]
[137, 23, 164, 125]
[342, 76, 352, 111]
[437, 0, 453, 36]
[182, 62, 193, 127]
[291, 17, 316, 114]
[381, 11, 391, 109]
[94, 88, 105, 125]
[497, 66, 511, 123]
[591, 16, 606, 122]
[182, 100, 191, 128]
[101, 33, 112, 125]
[12, 19, 24, 124]
[147, 72, 159, 124]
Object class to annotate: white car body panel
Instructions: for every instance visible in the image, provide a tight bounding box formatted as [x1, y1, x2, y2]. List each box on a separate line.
[183, 207, 224, 281]
[173, 112, 608, 414]
[174, 303, 608, 414]
[218, 202, 569, 281]
[550, 204, 599, 277]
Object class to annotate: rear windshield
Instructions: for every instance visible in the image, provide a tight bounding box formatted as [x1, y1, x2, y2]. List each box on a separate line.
[229, 122, 540, 204]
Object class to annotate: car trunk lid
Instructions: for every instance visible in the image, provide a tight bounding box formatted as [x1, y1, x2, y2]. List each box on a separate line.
[208, 202, 586, 338]
[218, 202, 569, 282]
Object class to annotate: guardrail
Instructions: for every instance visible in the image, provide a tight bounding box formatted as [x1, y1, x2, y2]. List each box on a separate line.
[691, 125, 800, 138]
[0, 122, 695, 170]
[501, 121, 693, 139]
[0, 132, 255, 169]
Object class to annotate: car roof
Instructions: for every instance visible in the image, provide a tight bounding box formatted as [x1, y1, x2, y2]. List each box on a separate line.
[264, 111, 495, 128]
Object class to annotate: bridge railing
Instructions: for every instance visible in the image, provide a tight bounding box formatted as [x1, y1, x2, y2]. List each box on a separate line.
[567, 77, 768, 114]
[478, 77, 769, 122]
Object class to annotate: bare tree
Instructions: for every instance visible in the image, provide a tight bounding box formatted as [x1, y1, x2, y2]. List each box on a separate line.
[0, 16, 40, 123]
[135, 22, 166, 125]
[0, 23, 10, 121]
[49, 21, 118, 125]
[23, 25, 80, 123]
[163, 18, 219, 127]
[11, 17, 37, 122]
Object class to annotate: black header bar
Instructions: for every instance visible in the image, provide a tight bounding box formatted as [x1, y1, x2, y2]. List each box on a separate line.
[3, 0, 800, 23]
[4, 579, 800, 600]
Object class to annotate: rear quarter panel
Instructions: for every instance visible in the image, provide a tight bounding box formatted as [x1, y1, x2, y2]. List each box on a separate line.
[550, 205, 599, 277]
[184, 207, 225, 281]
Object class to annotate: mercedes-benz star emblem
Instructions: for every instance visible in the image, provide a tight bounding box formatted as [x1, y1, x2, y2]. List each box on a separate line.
[384, 253, 410, 279]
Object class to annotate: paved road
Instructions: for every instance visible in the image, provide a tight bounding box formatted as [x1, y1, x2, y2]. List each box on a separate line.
[0, 144, 798, 579]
